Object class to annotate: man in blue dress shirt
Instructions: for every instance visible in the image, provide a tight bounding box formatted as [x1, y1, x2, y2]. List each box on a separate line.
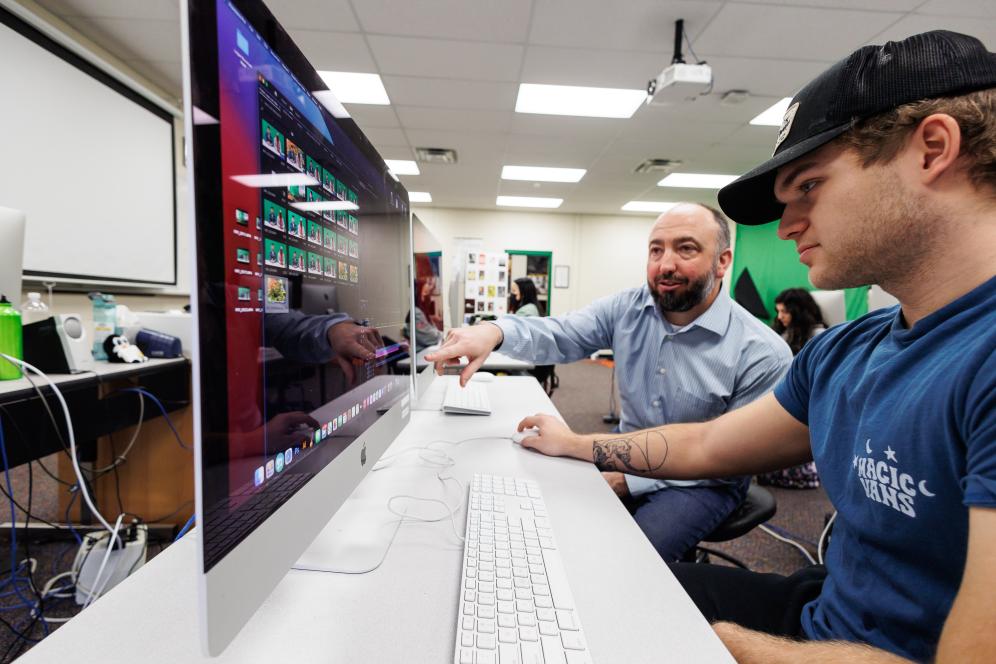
[512, 30, 996, 664]
[427, 202, 792, 561]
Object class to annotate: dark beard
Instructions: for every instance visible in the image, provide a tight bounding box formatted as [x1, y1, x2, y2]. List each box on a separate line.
[649, 271, 714, 313]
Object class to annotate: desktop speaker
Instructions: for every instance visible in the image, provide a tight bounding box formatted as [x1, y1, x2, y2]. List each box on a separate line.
[23, 315, 94, 374]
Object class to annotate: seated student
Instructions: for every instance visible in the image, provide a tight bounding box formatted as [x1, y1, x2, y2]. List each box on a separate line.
[509, 277, 542, 316]
[759, 287, 826, 488]
[773, 288, 827, 355]
[512, 31, 996, 664]
[427, 202, 792, 562]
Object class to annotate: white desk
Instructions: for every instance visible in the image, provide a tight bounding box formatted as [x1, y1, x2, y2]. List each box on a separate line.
[21, 376, 732, 663]
[398, 345, 535, 374]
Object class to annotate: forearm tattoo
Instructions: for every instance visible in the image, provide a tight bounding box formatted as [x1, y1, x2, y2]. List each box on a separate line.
[592, 431, 669, 474]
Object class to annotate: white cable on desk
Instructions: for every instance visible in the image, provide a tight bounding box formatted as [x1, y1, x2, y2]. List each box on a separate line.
[0, 354, 121, 539]
[291, 435, 501, 575]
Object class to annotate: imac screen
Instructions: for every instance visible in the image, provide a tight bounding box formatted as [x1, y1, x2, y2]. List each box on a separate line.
[189, 0, 411, 572]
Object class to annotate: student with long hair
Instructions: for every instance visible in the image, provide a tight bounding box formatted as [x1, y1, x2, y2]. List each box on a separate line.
[772, 288, 827, 355]
[509, 277, 542, 316]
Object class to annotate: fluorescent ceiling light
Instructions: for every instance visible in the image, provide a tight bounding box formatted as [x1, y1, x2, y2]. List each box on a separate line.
[408, 192, 432, 203]
[622, 201, 679, 213]
[750, 97, 792, 126]
[290, 200, 359, 212]
[496, 196, 563, 209]
[657, 173, 739, 189]
[501, 165, 586, 183]
[385, 159, 420, 176]
[317, 71, 390, 105]
[515, 83, 646, 119]
[231, 173, 319, 188]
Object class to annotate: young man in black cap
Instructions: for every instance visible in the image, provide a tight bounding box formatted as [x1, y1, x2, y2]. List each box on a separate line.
[513, 30, 996, 663]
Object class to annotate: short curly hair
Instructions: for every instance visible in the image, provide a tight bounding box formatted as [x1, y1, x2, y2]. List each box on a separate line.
[835, 88, 996, 195]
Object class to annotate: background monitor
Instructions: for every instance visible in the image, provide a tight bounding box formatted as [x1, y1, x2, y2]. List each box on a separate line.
[300, 282, 339, 315]
[810, 289, 847, 327]
[184, 0, 412, 654]
[410, 214, 444, 396]
[0, 207, 25, 306]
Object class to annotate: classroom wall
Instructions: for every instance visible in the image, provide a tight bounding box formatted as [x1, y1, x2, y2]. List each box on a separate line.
[16, 0, 191, 299]
[414, 206, 737, 327]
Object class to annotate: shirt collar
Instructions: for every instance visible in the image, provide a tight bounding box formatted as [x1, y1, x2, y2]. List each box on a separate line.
[640, 283, 733, 337]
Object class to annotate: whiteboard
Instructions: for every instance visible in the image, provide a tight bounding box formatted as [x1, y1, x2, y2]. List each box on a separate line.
[0, 11, 176, 286]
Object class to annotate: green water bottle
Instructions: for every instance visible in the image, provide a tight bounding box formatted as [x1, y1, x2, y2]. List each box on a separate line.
[0, 296, 23, 381]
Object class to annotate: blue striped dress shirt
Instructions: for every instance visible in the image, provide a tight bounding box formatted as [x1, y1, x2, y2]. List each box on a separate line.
[496, 285, 792, 495]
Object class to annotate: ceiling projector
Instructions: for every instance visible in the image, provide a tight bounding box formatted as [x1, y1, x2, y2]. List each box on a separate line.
[646, 62, 712, 105]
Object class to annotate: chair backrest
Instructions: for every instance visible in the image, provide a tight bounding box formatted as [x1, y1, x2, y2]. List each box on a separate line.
[703, 483, 777, 543]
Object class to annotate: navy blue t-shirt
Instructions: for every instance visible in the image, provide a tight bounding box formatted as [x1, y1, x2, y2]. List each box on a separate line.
[774, 275, 996, 662]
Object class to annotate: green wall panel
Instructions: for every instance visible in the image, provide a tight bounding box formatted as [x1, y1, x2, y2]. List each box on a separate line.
[730, 220, 868, 324]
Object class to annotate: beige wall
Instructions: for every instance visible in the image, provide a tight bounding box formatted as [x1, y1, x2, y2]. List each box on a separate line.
[414, 206, 738, 327]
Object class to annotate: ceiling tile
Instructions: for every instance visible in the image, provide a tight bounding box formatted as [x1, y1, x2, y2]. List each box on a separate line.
[700, 56, 829, 98]
[915, 0, 996, 18]
[35, 0, 177, 20]
[726, 0, 921, 11]
[404, 129, 510, 158]
[395, 106, 514, 133]
[263, 0, 360, 33]
[367, 35, 524, 82]
[362, 126, 410, 147]
[520, 46, 667, 89]
[351, 0, 533, 43]
[693, 4, 903, 61]
[288, 30, 377, 72]
[509, 114, 625, 141]
[867, 15, 996, 48]
[382, 75, 518, 110]
[67, 16, 180, 63]
[529, 0, 723, 52]
[344, 104, 400, 129]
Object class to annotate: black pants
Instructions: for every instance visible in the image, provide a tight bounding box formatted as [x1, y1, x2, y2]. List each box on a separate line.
[668, 562, 828, 638]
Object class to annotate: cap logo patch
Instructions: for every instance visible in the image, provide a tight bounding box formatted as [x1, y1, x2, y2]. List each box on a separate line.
[773, 102, 799, 155]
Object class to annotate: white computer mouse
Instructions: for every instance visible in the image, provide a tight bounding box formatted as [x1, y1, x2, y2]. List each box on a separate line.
[512, 427, 540, 444]
[470, 371, 495, 383]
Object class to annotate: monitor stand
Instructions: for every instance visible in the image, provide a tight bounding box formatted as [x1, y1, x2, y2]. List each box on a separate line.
[294, 496, 403, 574]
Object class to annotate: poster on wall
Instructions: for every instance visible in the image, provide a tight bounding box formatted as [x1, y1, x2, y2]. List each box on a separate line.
[464, 250, 509, 324]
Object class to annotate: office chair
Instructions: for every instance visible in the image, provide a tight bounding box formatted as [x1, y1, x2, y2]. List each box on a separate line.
[685, 482, 777, 569]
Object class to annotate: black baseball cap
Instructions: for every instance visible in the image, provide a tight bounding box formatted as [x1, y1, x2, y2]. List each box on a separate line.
[718, 30, 996, 226]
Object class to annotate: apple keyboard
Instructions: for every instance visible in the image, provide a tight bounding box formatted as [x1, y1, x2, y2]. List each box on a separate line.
[443, 381, 492, 415]
[453, 473, 592, 664]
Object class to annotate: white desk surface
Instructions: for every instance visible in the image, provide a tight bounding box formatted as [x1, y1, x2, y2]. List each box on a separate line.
[0, 357, 187, 399]
[22, 376, 731, 664]
[398, 345, 535, 372]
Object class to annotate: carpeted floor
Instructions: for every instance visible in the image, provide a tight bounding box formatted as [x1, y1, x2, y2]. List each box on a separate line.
[551, 359, 834, 575]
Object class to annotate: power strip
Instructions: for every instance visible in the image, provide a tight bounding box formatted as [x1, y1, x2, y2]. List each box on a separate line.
[74, 524, 147, 605]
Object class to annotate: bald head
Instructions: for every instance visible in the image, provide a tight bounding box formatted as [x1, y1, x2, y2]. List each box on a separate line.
[650, 202, 731, 254]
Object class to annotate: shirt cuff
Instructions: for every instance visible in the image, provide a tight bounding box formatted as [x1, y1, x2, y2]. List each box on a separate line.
[494, 317, 529, 356]
[625, 474, 666, 497]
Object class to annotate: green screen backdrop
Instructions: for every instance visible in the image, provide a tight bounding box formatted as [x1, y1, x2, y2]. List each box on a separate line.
[730, 220, 868, 324]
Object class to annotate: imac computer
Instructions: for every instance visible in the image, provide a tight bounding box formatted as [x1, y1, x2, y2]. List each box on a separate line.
[410, 214, 444, 396]
[182, 0, 413, 654]
[0, 207, 25, 305]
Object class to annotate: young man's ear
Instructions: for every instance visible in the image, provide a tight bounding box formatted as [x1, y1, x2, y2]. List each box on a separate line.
[913, 113, 963, 186]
